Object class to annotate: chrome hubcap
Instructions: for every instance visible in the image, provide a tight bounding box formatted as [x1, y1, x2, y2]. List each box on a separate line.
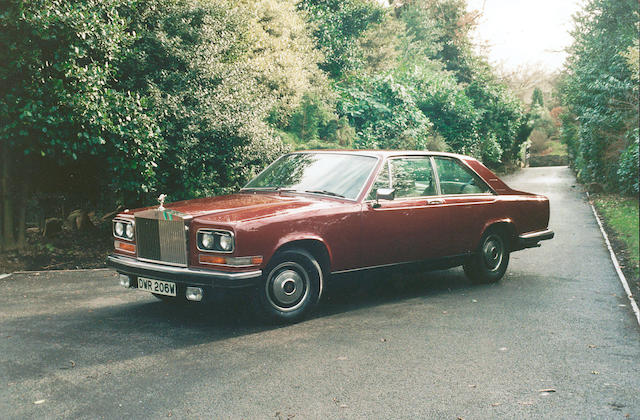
[266, 262, 309, 311]
[482, 235, 504, 272]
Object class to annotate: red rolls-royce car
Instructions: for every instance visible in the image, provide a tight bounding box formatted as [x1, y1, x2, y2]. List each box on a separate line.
[108, 150, 553, 322]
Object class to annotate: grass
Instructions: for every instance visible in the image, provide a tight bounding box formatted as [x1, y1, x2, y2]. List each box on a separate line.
[545, 139, 567, 156]
[592, 194, 639, 281]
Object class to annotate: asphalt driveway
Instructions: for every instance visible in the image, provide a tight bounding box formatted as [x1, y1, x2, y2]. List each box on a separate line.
[1, 166, 638, 419]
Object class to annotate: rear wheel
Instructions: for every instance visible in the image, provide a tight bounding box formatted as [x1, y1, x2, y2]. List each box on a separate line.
[256, 249, 322, 323]
[464, 229, 510, 284]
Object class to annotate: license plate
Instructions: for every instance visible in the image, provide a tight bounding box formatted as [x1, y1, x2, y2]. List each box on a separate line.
[137, 277, 176, 296]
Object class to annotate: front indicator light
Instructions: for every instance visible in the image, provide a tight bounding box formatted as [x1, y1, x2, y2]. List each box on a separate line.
[199, 255, 263, 266]
[199, 255, 226, 265]
[115, 240, 136, 253]
[186, 287, 203, 302]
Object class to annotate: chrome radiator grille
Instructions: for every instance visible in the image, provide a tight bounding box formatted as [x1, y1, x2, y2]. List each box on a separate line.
[135, 209, 188, 266]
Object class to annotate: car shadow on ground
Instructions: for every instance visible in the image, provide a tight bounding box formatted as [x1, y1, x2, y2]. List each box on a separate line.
[133, 266, 478, 329]
[3, 267, 495, 381]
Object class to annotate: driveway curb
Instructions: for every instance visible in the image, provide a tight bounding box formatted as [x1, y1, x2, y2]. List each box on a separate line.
[587, 192, 640, 327]
[1, 268, 112, 279]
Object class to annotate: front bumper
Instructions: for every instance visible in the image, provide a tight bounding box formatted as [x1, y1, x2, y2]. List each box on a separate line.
[107, 254, 262, 288]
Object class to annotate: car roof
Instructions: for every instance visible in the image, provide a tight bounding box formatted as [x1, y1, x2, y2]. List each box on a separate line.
[290, 149, 473, 160]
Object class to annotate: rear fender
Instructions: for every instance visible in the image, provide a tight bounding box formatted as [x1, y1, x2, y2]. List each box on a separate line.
[476, 219, 517, 252]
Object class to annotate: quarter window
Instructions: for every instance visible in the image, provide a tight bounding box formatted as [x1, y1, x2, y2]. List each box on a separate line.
[433, 157, 491, 195]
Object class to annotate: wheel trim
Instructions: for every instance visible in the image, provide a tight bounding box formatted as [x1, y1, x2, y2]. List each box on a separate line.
[265, 262, 309, 312]
[482, 234, 504, 272]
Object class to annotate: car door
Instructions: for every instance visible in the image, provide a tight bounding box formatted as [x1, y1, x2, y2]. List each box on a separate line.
[431, 156, 497, 255]
[360, 156, 451, 268]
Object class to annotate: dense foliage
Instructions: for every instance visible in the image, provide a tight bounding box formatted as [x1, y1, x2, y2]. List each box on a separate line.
[1, 0, 529, 250]
[559, 0, 639, 195]
[0, 0, 161, 249]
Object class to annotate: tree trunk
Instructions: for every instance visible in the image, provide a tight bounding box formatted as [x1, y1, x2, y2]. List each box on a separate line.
[1, 142, 16, 251]
[0, 149, 3, 253]
[16, 180, 27, 248]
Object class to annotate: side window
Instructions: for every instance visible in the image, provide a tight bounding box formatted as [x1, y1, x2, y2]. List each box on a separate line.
[390, 157, 437, 198]
[367, 162, 390, 200]
[433, 157, 491, 195]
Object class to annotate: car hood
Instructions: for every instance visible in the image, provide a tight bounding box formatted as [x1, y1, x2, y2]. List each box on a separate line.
[139, 192, 345, 224]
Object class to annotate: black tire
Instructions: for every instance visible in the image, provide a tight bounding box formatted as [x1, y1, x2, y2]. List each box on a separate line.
[256, 248, 322, 323]
[464, 228, 510, 284]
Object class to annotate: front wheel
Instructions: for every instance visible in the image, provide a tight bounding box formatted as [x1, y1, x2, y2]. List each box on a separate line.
[464, 229, 510, 284]
[256, 249, 322, 323]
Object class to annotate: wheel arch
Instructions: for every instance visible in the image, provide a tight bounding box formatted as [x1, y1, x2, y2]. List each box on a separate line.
[270, 238, 331, 300]
[478, 219, 517, 252]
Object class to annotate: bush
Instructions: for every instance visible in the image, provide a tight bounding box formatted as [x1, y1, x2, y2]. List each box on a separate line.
[336, 74, 432, 150]
[529, 129, 550, 154]
[118, 0, 286, 199]
[617, 130, 639, 195]
[559, 0, 638, 194]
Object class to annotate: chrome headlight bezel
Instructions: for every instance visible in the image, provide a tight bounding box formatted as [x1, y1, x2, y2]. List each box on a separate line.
[196, 229, 235, 253]
[113, 219, 135, 241]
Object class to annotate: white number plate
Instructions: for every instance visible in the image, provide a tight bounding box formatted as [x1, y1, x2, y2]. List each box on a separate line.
[137, 277, 177, 296]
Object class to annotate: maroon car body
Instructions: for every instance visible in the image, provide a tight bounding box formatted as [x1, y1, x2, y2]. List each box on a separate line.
[108, 150, 553, 321]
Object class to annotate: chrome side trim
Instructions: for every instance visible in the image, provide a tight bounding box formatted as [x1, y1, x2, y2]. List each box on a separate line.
[107, 255, 262, 281]
[331, 253, 470, 275]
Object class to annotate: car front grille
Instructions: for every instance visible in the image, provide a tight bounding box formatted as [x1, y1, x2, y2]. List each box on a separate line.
[134, 209, 188, 266]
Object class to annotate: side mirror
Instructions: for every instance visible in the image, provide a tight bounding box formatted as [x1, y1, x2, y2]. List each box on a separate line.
[376, 188, 395, 201]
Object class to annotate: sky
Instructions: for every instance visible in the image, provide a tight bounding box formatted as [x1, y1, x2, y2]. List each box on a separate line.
[466, 0, 585, 72]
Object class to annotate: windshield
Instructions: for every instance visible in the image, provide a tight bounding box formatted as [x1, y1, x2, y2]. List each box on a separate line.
[243, 153, 378, 200]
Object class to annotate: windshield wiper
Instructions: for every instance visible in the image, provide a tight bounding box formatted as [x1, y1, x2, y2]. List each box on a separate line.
[241, 187, 298, 192]
[304, 189, 345, 198]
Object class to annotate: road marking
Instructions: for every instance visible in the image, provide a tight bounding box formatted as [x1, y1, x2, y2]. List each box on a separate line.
[0, 274, 10, 280]
[587, 192, 640, 327]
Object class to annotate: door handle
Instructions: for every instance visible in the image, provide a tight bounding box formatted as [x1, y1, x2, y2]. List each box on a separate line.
[426, 198, 445, 205]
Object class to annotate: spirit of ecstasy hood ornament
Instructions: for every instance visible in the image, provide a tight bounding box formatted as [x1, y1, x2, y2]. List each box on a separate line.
[157, 194, 167, 211]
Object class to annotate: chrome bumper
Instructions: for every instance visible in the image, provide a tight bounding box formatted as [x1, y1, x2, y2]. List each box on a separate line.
[517, 229, 554, 248]
[107, 254, 262, 288]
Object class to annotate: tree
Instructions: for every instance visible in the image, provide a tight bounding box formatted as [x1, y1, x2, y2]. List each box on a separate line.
[117, 0, 286, 200]
[396, 0, 528, 165]
[398, 62, 480, 154]
[559, 0, 638, 193]
[240, 0, 331, 125]
[0, 0, 161, 250]
[531, 87, 544, 108]
[336, 73, 433, 150]
[299, 0, 386, 78]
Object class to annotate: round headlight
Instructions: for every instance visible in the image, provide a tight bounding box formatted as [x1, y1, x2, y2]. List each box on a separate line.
[125, 223, 134, 239]
[219, 234, 233, 251]
[115, 222, 124, 237]
[201, 232, 215, 249]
